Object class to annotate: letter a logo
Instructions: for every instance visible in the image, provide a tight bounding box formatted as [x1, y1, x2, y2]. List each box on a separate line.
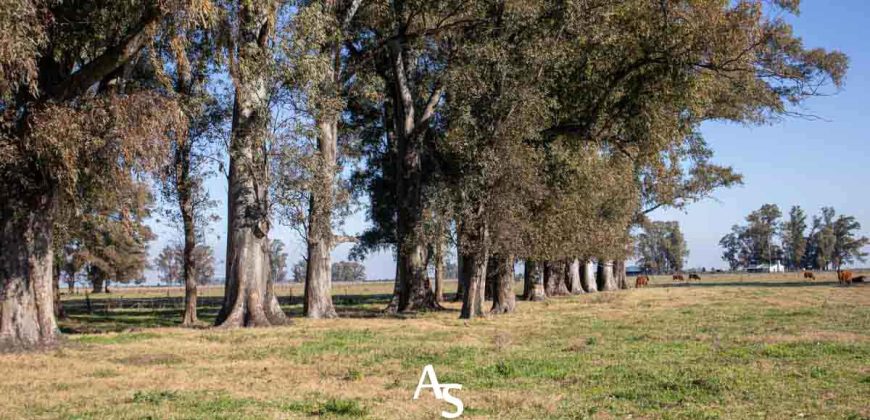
[413, 364, 464, 419]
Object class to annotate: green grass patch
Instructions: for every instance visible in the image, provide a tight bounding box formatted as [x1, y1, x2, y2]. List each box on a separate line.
[74, 331, 161, 345]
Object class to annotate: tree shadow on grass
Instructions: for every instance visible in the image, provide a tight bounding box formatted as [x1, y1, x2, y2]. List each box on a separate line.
[59, 292, 440, 333]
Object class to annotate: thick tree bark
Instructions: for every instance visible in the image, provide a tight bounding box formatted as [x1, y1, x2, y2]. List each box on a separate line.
[304, 230, 337, 318]
[544, 260, 570, 297]
[522, 260, 546, 301]
[582, 259, 598, 293]
[215, 1, 288, 328]
[459, 248, 488, 319]
[614, 259, 628, 289]
[597, 260, 618, 291]
[489, 254, 516, 314]
[459, 220, 488, 319]
[0, 194, 59, 349]
[567, 258, 584, 294]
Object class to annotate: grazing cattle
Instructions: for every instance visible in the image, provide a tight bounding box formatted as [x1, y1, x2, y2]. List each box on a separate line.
[803, 271, 815, 280]
[672, 274, 684, 281]
[837, 270, 853, 286]
[635, 276, 649, 288]
[852, 275, 866, 283]
[688, 273, 701, 281]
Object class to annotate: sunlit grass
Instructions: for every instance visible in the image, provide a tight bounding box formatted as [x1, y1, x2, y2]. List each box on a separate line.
[1, 273, 867, 419]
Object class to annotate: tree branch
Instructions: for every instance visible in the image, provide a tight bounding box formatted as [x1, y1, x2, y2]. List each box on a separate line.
[417, 83, 444, 127]
[48, 7, 162, 101]
[333, 235, 359, 244]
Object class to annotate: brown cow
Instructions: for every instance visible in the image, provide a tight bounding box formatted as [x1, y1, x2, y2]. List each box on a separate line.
[837, 270, 853, 286]
[635, 276, 649, 288]
[688, 273, 701, 281]
[672, 274, 684, 281]
[803, 271, 815, 280]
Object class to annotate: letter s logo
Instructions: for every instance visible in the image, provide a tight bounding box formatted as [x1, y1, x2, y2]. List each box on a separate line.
[440, 384, 464, 419]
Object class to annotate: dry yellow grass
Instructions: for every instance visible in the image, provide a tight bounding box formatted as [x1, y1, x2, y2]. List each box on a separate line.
[1, 274, 868, 419]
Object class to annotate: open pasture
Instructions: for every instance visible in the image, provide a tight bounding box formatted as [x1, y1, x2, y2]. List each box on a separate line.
[1, 273, 867, 419]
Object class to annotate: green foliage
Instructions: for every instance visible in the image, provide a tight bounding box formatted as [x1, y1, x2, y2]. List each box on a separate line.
[270, 239, 289, 283]
[781, 206, 809, 270]
[154, 243, 216, 285]
[332, 260, 366, 282]
[721, 204, 867, 270]
[636, 221, 689, 274]
[720, 204, 783, 268]
[291, 259, 307, 283]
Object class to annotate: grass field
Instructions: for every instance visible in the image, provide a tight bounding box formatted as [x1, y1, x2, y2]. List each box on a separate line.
[1, 273, 868, 419]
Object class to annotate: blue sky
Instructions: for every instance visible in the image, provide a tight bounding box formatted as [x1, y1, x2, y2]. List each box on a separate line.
[146, 2, 870, 281]
[653, 1, 870, 269]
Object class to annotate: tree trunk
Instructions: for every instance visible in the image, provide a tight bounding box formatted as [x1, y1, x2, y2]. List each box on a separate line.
[544, 260, 570, 297]
[582, 259, 598, 293]
[459, 247, 488, 319]
[459, 220, 488, 319]
[90, 268, 105, 294]
[391, 241, 436, 312]
[522, 260, 546, 301]
[567, 258, 584, 294]
[179, 155, 199, 326]
[490, 254, 516, 314]
[597, 260, 618, 291]
[215, 1, 288, 328]
[433, 236, 445, 303]
[0, 194, 59, 349]
[485, 257, 496, 301]
[614, 259, 628, 289]
[453, 251, 465, 302]
[387, 262, 402, 308]
[304, 119, 338, 319]
[52, 264, 65, 320]
[304, 0, 351, 317]
[522, 260, 532, 298]
[386, 30, 440, 313]
[305, 219, 337, 319]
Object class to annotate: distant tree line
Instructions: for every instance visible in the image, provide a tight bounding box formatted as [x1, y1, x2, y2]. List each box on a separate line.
[154, 243, 217, 287]
[719, 205, 868, 271]
[289, 259, 366, 283]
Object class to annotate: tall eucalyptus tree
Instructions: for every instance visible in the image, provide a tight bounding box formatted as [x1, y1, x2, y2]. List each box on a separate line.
[1, 0, 201, 348]
[215, 0, 289, 327]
